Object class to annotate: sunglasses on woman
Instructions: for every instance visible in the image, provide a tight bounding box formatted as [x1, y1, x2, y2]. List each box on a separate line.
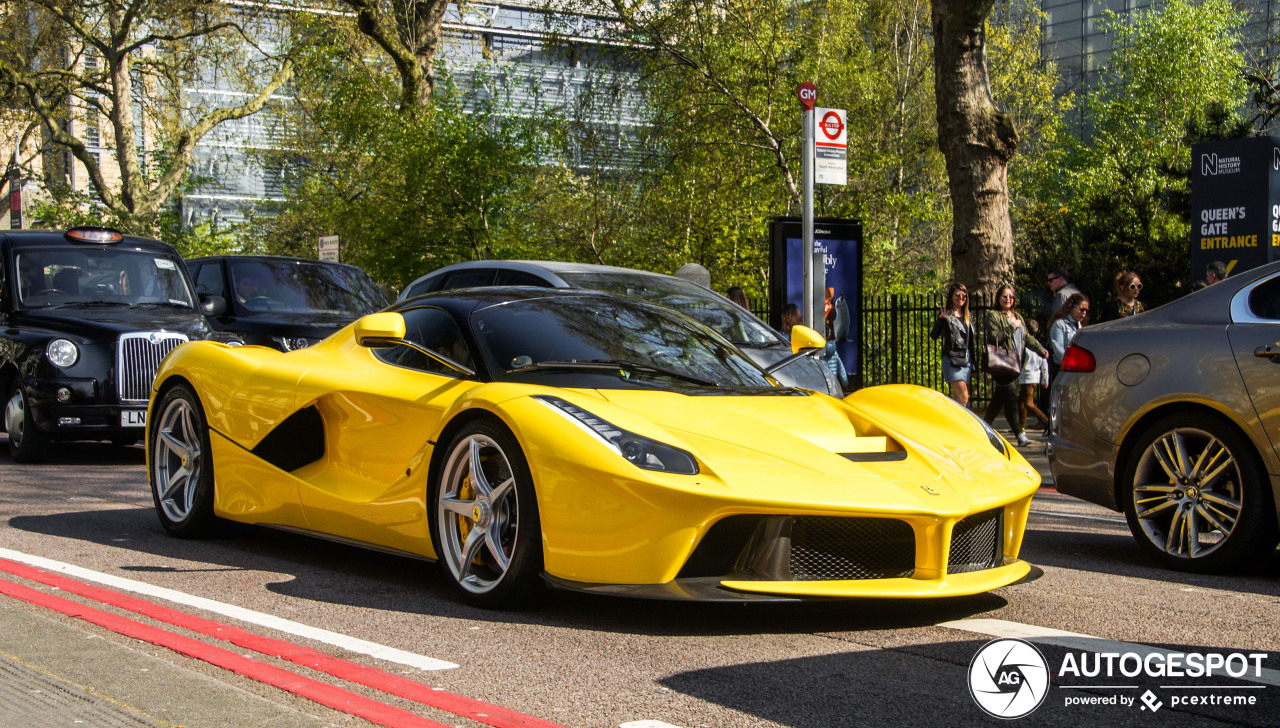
[1129, 283, 1142, 291]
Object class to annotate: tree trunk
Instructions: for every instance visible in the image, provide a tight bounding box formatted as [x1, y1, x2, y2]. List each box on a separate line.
[931, 0, 1018, 298]
[347, 0, 450, 110]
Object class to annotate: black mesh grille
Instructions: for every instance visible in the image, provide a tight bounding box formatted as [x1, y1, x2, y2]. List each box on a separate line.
[789, 517, 915, 580]
[948, 508, 1003, 574]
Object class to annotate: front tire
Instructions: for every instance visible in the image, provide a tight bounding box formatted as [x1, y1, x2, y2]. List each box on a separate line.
[1122, 414, 1278, 573]
[431, 419, 542, 607]
[5, 380, 49, 463]
[149, 384, 218, 537]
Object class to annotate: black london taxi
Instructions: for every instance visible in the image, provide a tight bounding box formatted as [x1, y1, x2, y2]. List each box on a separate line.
[1, 226, 224, 462]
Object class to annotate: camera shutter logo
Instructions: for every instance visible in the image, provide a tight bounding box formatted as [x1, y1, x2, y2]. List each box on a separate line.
[968, 638, 1050, 719]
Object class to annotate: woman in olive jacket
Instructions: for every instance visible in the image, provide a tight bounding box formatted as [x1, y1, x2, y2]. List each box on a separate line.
[984, 283, 1048, 447]
[930, 282, 975, 406]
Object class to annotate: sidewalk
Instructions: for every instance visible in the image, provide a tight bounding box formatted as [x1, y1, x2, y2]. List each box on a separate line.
[989, 415, 1053, 488]
[0, 601, 336, 728]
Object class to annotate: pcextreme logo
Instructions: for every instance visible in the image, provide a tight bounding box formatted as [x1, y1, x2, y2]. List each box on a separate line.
[968, 639, 1050, 719]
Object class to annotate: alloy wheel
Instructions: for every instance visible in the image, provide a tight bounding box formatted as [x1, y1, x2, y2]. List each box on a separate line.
[152, 396, 204, 523]
[1130, 427, 1242, 560]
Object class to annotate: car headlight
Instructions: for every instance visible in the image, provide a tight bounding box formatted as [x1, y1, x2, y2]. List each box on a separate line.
[271, 336, 313, 351]
[45, 338, 79, 368]
[936, 392, 1007, 458]
[535, 395, 699, 474]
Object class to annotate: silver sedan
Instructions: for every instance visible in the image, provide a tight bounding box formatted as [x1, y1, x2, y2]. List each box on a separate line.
[1048, 261, 1280, 572]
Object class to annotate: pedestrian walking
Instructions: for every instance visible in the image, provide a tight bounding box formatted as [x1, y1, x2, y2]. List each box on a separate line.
[1018, 319, 1050, 434]
[984, 284, 1047, 447]
[1046, 269, 1082, 323]
[929, 282, 974, 406]
[821, 340, 848, 396]
[1206, 261, 1227, 285]
[1100, 271, 1145, 321]
[779, 302, 802, 335]
[1048, 293, 1090, 390]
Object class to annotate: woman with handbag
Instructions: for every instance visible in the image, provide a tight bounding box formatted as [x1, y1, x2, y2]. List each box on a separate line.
[984, 284, 1048, 447]
[929, 282, 975, 406]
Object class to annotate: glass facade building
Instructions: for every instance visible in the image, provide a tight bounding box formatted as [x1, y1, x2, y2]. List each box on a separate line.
[1040, 0, 1279, 133]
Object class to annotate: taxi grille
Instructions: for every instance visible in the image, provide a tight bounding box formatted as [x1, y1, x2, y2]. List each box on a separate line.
[118, 332, 188, 403]
[948, 508, 1003, 574]
[789, 517, 916, 580]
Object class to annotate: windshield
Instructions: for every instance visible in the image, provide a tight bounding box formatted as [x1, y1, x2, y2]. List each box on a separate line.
[230, 259, 387, 316]
[472, 296, 776, 389]
[557, 271, 781, 346]
[15, 247, 196, 309]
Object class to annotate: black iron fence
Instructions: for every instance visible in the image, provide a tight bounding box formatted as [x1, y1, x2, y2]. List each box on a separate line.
[748, 292, 1042, 408]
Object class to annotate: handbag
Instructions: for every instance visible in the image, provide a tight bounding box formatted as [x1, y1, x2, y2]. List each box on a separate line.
[984, 343, 1021, 377]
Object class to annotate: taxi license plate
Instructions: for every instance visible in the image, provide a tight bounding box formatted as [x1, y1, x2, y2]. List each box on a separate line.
[122, 410, 147, 427]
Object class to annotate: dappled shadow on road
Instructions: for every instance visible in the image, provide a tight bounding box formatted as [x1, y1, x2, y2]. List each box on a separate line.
[0, 434, 146, 467]
[658, 637, 1280, 727]
[6, 506, 1005, 636]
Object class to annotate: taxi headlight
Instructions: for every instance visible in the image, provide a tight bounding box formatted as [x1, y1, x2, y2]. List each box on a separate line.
[45, 338, 79, 368]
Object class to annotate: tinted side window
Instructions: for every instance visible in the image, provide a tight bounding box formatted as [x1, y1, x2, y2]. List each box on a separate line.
[1248, 277, 1280, 320]
[441, 269, 496, 290]
[495, 270, 552, 287]
[193, 263, 226, 298]
[374, 307, 473, 377]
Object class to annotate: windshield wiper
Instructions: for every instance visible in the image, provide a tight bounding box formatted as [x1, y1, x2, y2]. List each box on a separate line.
[507, 359, 718, 387]
[31, 300, 127, 309]
[133, 301, 194, 310]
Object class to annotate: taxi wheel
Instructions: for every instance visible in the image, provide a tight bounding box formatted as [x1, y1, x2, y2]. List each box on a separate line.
[1122, 414, 1278, 573]
[431, 418, 543, 607]
[149, 384, 217, 537]
[5, 380, 49, 463]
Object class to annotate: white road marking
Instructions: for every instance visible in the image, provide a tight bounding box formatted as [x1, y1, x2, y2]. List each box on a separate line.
[0, 546, 457, 671]
[941, 618, 1280, 687]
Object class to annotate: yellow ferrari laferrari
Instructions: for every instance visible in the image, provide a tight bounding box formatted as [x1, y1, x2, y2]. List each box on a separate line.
[147, 287, 1041, 606]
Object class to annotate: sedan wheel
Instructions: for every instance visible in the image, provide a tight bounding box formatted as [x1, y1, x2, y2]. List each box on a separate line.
[433, 420, 541, 606]
[1123, 415, 1277, 573]
[5, 381, 49, 463]
[149, 384, 217, 537]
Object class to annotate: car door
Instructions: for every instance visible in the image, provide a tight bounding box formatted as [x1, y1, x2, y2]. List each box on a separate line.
[293, 306, 480, 553]
[1227, 272, 1280, 461]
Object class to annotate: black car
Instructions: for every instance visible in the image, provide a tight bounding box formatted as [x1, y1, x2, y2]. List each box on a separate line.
[186, 255, 389, 351]
[2, 226, 223, 462]
[396, 260, 841, 395]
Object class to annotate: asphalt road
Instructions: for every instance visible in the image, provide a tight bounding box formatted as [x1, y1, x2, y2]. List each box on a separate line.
[1, 430, 1278, 728]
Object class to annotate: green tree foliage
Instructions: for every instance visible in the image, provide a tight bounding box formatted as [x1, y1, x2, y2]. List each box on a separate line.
[1017, 0, 1248, 309]
[547, 0, 1060, 299]
[244, 24, 555, 291]
[0, 0, 292, 234]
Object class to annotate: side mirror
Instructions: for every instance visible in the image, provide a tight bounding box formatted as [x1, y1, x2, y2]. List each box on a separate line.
[790, 325, 825, 354]
[200, 294, 227, 317]
[355, 312, 407, 348]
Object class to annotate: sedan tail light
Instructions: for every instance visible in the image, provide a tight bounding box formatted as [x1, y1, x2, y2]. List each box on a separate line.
[1061, 343, 1096, 373]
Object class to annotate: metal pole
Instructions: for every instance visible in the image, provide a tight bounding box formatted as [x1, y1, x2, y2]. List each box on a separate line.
[802, 107, 815, 330]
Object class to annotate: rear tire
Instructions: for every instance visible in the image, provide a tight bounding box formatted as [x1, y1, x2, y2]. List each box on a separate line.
[149, 384, 218, 537]
[5, 380, 49, 463]
[1121, 414, 1278, 573]
[430, 418, 543, 607]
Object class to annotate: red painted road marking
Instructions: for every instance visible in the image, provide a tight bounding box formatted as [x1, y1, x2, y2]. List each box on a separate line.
[0, 577, 450, 728]
[0, 558, 567, 728]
